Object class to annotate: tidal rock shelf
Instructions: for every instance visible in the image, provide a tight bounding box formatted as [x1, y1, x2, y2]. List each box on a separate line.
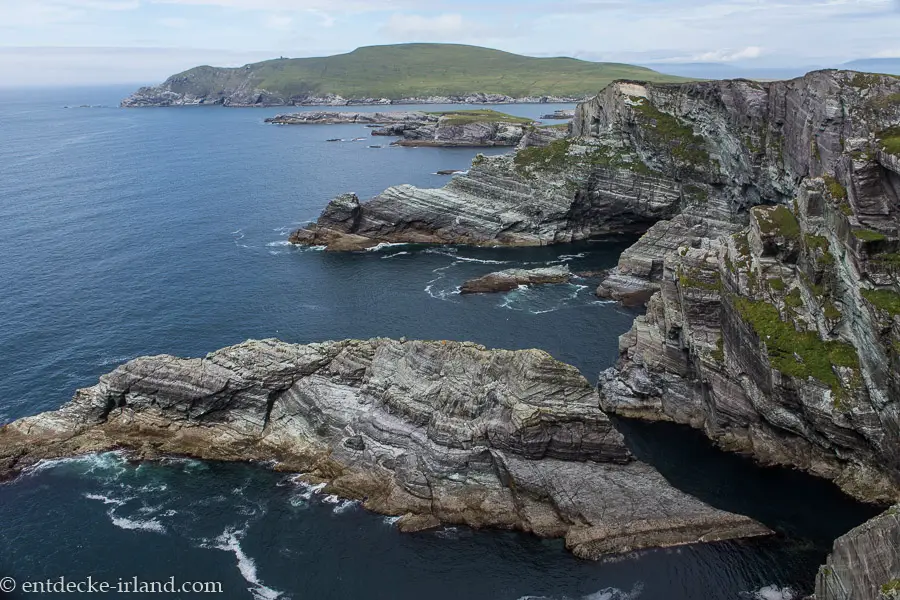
[0, 338, 770, 558]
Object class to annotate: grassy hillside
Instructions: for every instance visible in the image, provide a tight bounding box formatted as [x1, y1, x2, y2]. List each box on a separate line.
[163, 43, 690, 100]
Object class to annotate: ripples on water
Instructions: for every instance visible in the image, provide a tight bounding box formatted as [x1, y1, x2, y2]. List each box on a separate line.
[0, 87, 882, 599]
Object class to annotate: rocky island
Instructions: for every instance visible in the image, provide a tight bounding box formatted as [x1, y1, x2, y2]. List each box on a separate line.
[119, 43, 686, 108]
[460, 265, 573, 294]
[0, 338, 769, 558]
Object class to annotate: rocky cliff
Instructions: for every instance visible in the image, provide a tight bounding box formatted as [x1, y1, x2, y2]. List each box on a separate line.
[590, 72, 900, 505]
[0, 338, 769, 557]
[815, 505, 900, 600]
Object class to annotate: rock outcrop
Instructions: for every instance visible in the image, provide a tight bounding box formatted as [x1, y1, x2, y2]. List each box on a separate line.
[265, 111, 436, 126]
[289, 139, 683, 250]
[0, 339, 769, 557]
[814, 505, 900, 600]
[460, 265, 572, 294]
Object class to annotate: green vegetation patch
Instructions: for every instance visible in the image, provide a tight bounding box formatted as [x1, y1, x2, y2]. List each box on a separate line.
[879, 127, 900, 155]
[785, 288, 804, 308]
[882, 579, 900, 597]
[733, 296, 860, 396]
[853, 228, 888, 242]
[768, 277, 786, 292]
[754, 205, 801, 239]
[823, 175, 848, 201]
[804, 234, 830, 252]
[824, 300, 842, 321]
[167, 43, 691, 101]
[862, 288, 900, 316]
[872, 253, 900, 269]
[678, 266, 722, 291]
[629, 98, 711, 167]
[514, 139, 575, 174]
[431, 109, 534, 126]
[711, 337, 725, 363]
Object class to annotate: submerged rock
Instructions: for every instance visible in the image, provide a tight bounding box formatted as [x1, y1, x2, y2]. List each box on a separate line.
[0, 338, 770, 558]
[460, 265, 572, 294]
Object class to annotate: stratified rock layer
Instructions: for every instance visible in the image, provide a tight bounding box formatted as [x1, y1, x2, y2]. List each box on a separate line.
[0, 339, 769, 558]
[593, 72, 900, 504]
[815, 505, 900, 600]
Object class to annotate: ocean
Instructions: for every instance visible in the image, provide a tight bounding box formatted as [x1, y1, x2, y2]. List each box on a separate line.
[0, 86, 881, 599]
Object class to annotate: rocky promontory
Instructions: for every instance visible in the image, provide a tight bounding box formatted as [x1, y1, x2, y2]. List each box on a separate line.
[0, 338, 770, 557]
[460, 265, 572, 294]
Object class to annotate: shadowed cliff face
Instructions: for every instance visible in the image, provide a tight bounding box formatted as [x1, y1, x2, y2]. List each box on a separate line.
[0, 338, 770, 559]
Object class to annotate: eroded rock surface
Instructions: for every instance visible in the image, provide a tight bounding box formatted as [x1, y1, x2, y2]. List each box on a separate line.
[460, 265, 572, 294]
[0, 338, 769, 558]
[265, 111, 435, 125]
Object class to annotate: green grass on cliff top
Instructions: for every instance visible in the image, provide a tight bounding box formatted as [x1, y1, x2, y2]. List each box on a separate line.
[162, 43, 690, 100]
[429, 109, 535, 126]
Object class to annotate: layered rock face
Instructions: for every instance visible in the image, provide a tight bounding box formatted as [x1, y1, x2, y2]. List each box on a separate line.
[594, 72, 900, 503]
[290, 139, 684, 250]
[0, 338, 769, 557]
[815, 505, 900, 600]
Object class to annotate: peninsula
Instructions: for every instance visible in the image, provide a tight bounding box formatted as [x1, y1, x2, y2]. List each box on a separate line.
[120, 43, 688, 107]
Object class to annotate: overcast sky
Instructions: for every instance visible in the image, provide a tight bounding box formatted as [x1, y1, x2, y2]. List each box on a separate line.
[2, 0, 900, 86]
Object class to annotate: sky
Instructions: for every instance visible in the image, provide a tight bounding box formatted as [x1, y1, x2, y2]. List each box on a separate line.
[2, 0, 900, 86]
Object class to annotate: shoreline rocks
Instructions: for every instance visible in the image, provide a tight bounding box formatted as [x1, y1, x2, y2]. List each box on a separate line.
[122, 90, 583, 108]
[460, 265, 572, 294]
[265, 111, 436, 126]
[0, 338, 771, 558]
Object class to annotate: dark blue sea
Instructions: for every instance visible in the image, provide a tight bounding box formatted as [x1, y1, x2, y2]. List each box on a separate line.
[0, 86, 881, 600]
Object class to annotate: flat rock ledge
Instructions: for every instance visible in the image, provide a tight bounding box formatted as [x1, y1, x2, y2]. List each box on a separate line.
[0, 338, 770, 558]
[460, 265, 572, 294]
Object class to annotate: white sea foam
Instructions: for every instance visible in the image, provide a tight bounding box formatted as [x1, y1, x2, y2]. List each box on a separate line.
[381, 251, 410, 259]
[365, 242, 409, 252]
[747, 585, 796, 600]
[449, 255, 508, 264]
[84, 493, 129, 506]
[107, 509, 166, 534]
[382, 515, 402, 525]
[24, 451, 128, 479]
[518, 582, 644, 600]
[212, 528, 285, 600]
[265, 240, 292, 247]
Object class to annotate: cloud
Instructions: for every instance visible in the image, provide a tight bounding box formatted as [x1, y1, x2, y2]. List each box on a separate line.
[694, 46, 764, 62]
[380, 13, 467, 39]
[263, 14, 294, 30]
[158, 17, 189, 28]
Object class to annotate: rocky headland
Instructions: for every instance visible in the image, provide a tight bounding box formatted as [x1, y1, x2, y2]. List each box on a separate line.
[0, 338, 769, 558]
[460, 265, 572, 294]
